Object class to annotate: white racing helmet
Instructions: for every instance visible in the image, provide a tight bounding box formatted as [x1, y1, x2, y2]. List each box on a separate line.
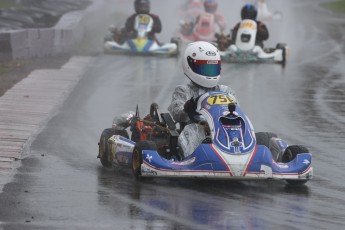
[183, 41, 221, 88]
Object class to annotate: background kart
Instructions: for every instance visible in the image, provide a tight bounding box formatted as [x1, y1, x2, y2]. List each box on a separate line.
[103, 14, 180, 57]
[176, 11, 225, 43]
[97, 92, 313, 185]
[218, 19, 288, 66]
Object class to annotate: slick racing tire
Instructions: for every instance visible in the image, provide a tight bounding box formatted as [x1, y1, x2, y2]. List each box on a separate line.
[282, 145, 310, 185]
[276, 43, 288, 67]
[99, 128, 129, 168]
[170, 37, 181, 57]
[132, 141, 157, 180]
[255, 132, 278, 147]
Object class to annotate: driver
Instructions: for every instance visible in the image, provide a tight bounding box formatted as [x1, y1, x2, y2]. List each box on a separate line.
[195, 0, 226, 33]
[123, 0, 162, 41]
[198, 0, 226, 31]
[181, 0, 226, 39]
[231, 4, 269, 47]
[168, 41, 238, 157]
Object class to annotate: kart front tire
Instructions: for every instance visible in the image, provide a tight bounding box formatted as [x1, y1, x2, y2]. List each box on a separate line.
[132, 141, 157, 180]
[255, 132, 278, 147]
[99, 128, 129, 168]
[282, 145, 309, 163]
[282, 145, 310, 185]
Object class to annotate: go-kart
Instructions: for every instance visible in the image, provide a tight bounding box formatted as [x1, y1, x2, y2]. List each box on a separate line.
[103, 14, 180, 56]
[177, 12, 223, 43]
[97, 91, 313, 185]
[218, 19, 288, 66]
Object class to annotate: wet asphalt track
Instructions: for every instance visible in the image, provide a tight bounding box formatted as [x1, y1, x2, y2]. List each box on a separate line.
[1, 0, 345, 229]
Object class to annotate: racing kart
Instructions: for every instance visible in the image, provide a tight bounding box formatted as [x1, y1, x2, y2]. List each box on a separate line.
[103, 14, 180, 57]
[218, 19, 288, 66]
[177, 12, 222, 43]
[97, 91, 313, 185]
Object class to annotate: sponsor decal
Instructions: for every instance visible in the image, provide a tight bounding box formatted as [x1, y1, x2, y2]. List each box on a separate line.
[230, 137, 243, 153]
[142, 168, 157, 176]
[206, 51, 216, 56]
[146, 154, 153, 163]
[116, 153, 129, 164]
[303, 159, 310, 165]
[171, 157, 196, 166]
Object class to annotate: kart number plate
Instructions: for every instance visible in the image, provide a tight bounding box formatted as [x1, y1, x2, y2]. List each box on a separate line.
[207, 94, 236, 105]
[138, 15, 151, 25]
[240, 21, 256, 30]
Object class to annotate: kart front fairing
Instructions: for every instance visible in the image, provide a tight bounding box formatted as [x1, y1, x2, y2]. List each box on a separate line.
[140, 92, 312, 180]
[220, 45, 285, 63]
[104, 37, 178, 55]
[197, 92, 256, 155]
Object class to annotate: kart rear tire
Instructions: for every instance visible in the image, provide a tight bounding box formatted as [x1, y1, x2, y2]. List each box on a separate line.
[99, 128, 129, 168]
[276, 43, 288, 67]
[255, 132, 278, 147]
[170, 37, 181, 57]
[282, 145, 310, 185]
[132, 141, 157, 180]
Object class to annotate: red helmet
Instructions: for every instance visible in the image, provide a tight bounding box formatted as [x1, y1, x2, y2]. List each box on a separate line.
[204, 0, 218, 14]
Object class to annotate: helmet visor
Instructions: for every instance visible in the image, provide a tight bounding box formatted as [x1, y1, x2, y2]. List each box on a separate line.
[187, 56, 221, 77]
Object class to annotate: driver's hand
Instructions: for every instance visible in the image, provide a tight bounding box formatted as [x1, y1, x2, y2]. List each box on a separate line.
[183, 98, 197, 114]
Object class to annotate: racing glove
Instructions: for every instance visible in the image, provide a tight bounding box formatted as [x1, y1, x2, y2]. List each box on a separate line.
[183, 97, 197, 114]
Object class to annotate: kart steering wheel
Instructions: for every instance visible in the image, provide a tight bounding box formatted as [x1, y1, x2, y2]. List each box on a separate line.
[150, 103, 160, 122]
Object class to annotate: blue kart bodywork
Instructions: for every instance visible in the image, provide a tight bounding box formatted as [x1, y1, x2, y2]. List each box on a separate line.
[100, 92, 313, 184]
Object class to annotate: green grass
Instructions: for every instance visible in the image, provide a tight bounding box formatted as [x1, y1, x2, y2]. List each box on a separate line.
[0, 0, 18, 8]
[322, 0, 345, 13]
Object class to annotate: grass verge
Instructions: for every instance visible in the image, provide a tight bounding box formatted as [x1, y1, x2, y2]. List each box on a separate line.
[0, 0, 18, 8]
[322, 0, 345, 13]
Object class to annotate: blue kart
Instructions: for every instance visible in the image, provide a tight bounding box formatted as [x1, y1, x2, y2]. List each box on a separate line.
[98, 92, 313, 185]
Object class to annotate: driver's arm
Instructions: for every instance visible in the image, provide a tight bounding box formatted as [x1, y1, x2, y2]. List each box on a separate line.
[125, 14, 136, 32]
[257, 22, 269, 41]
[151, 14, 162, 33]
[168, 85, 190, 123]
